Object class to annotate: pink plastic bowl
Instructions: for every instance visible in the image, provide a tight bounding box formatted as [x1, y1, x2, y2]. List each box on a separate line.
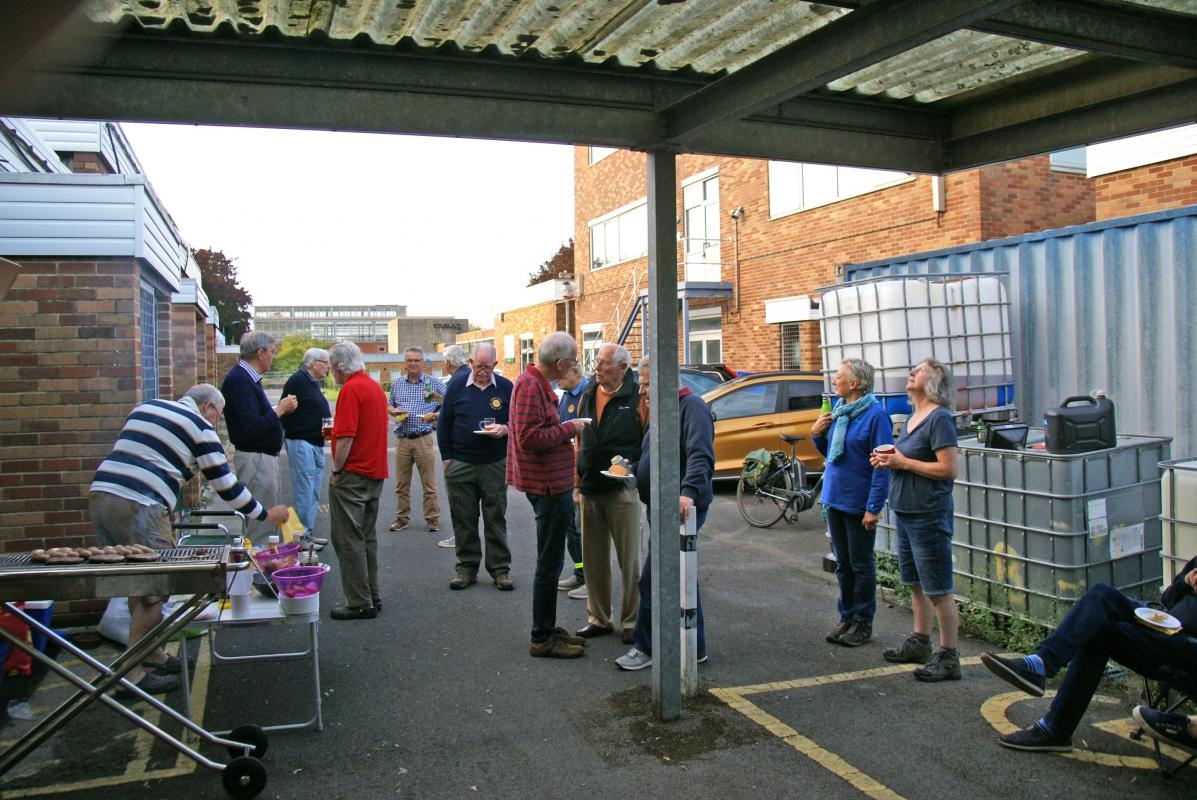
[271, 565, 326, 599]
[252, 541, 300, 574]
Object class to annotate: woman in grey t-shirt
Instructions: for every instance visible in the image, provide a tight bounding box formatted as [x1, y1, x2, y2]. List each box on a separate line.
[870, 359, 960, 682]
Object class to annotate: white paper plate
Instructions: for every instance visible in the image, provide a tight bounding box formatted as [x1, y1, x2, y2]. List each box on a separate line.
[1135, 606, 1182, 631]
[576, 417, 593, 424]
[474, 429, 496, 435]
[600, 470, 634, 480]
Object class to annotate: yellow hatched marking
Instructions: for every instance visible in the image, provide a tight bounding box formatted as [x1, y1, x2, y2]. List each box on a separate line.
[724, 656, 984, 696]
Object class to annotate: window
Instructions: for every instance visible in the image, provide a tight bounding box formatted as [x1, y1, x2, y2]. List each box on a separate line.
[139, 281, 158, 402]
[520, 334, 534, 370]
[588, 146, 617, 165]
[780, 322, 802, 370]
[589, 202, 647, 269]
[683, 174, 720, 282]
[768, 161, 911, 217]
[581, 328, 603, 373]
[687, 312, 722, 365]
[709, 382, 779, 421]
[1049, 147, 1087, 174]
[785, 381, 824, 412]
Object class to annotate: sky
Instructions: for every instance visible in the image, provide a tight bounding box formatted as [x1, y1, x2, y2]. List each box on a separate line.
[121, 124, 576, 327]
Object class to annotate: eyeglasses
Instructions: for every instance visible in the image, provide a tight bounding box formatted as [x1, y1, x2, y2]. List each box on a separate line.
[593, 358, 612, 368]
[315, 359, 329, 365]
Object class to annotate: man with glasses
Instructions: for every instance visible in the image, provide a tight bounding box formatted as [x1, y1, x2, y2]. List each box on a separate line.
[221, 331, 297, 546]
[507, 332, 590, 658]
[387, 346, 447, 534]
[437, 343, 514, 589]
[282, 348, 332, 551]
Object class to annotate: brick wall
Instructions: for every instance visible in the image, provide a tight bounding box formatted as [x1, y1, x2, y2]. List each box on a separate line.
[1094, 154, 1197, 219]
[65, 153, 111, 175]
[492, 300, 562, 375]
[573, 149, 1099, 375]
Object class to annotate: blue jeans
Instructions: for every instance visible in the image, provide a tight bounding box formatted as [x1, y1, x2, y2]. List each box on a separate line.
[895, 507, 954, 596]
[826, 507, 877, 624]
[526, 490, 573, 642]
[1035, 583, 1197, 738]
[632, 508, 707, 657]
[565, 503, 583, 582]
[285, 439, 325, 534]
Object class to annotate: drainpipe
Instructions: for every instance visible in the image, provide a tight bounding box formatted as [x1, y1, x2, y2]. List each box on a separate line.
[729, 206, 744, 315]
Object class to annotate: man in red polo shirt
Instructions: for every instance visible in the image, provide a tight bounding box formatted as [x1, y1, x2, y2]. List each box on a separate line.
[326, 341, 389, 621]
[507, 331, 590, 658]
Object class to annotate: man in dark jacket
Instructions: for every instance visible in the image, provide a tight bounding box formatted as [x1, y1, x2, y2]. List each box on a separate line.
[616, 354, 715, 671]
[982, 555, 1197, 752]
[575, 344, 644, 644]
[221, 331, 297, 546]
[281, 347, 332, 551]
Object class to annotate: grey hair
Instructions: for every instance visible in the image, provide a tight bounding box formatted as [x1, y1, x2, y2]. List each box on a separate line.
[917, 358, 954, 408]
[601, 342, 631, 370]
[639, 354, 650, 369]
[183, 383, 224, 410]
[442, 344, 468, 370]
[302, 348, 329, 369]
[238, 330, 276, 359]
[840, 358, 874, 394]
[472, 342, 498, 364]
[328, 341, 365, 375]
[537, 331, 576, 365]
[404, 346, 425, 358]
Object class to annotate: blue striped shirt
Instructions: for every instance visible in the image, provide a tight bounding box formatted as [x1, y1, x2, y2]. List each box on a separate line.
[89, 397, 268, 520]
[389, 373, 447, 437]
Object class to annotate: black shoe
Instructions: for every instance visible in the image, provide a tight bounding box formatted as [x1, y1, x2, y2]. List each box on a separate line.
[372, 598, 382, 613]
[825, 621, 852, 644]
[575, 623, 614, 638]
[999, 725, 1072, 752]
[839, 622, 872, 648]
[981, 652, 1045, 697]
[330, 606, 377, 620]
[450, 574, 477, 590]
[1133, 706, 1197, 755]
[142, 653, 196, 675]
[115, 671, 180, 699]
[621, 629, 635, 645]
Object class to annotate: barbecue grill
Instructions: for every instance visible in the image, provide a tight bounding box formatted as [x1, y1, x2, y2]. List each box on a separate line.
[0, 545, 271, 798]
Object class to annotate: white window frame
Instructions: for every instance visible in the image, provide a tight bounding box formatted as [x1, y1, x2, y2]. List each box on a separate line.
[588, 198, 647, 271]
[519, 333, 534, 370]
[767, 161, 914, 219]
[686, 308, 722, 365]
[682, 170, 721, 283]
[588, 146, 617, 165]
[580, 324, 604, 373]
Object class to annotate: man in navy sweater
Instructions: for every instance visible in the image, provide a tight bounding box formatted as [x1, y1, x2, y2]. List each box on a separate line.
[434, 344, 471, 547]
[282, 348, 332, 551]
[221, 331, 297, 545]
[437, 343, 515, 590]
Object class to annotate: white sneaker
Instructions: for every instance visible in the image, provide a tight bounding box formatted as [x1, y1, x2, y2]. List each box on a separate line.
[436, 536, 455, 549]
[615, 647, 652, 671]
[567, 585, 588, 600]
[558, 575, 582, 591]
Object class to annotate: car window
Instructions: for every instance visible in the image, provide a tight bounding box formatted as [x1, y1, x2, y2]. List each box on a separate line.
[681, 371, 721, 394]
[785, 382, 824, 412]
[710, 382, 779, 420]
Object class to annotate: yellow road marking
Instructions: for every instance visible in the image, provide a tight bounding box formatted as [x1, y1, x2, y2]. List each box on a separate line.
[723, 655, 984, 696]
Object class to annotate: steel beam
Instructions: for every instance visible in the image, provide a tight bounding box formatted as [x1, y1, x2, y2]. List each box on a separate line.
[646, 149, 681, 722]
[661, 0, 1025, 143]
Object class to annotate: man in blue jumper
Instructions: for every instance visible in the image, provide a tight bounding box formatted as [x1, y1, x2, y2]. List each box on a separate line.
[282, 348, 332, 551]
[221, 331, 297, 546]
[437, 343, 515, 590]
[556, 362, 587, 597]
[435, 344, 471, 548]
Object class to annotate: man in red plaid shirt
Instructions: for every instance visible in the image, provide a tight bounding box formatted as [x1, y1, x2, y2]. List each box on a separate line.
[507, 331, 591, 658]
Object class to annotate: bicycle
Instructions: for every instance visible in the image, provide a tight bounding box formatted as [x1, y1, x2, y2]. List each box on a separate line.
[736, 434, 824, 528]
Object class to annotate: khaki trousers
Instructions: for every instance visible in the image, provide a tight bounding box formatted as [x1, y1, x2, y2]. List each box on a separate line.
[329, 471, 383, 609]
[232, 450, 280, 547]
[392, 433, 439, 527]
[580, 485, 642, 630]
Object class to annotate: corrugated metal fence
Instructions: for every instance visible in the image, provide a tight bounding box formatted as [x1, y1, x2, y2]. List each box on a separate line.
[842, 205, 1197, 459]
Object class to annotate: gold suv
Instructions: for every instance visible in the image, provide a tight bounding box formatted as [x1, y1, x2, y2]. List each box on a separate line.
[701, 372, 825, 479]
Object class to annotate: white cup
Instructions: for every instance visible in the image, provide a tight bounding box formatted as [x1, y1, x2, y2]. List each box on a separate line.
[230, 591, 252, 616]
[873, 444, 896, 455]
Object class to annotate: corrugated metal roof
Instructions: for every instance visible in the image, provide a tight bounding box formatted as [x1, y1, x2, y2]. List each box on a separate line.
[86, 0, 1197, 106]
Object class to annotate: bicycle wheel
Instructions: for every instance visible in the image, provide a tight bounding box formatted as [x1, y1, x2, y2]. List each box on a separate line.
[737, 468, 793, 528]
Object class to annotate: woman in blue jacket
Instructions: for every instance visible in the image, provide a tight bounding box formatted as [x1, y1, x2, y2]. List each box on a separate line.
[811, 358, 892, 648]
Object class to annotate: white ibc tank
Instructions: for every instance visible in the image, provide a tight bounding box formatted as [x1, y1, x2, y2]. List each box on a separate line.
[820, 276, 1012, 410]
[1161, 458, 1197, 583]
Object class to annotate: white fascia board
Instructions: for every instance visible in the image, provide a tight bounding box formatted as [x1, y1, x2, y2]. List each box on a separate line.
[765, 295, 815, 324]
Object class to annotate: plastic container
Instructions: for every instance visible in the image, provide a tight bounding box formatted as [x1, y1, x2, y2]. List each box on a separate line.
[1045, 395, 1117, 454]
[820, 276, 1014, 412]
[1160, 458, 1197, 584]
[875, 430, 1172, 625]
[272, 565, 327, 616]
[252, 541, 300, 574]
[22, 601, 53, 653]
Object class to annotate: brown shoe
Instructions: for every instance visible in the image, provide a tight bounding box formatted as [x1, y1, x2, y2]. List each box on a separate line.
[530, 637, 584, 658]
[389, 520, 409, 532]
[449, 574, 477, 590]
[552, 627, 586, 647]
[494, 573, 514, 591]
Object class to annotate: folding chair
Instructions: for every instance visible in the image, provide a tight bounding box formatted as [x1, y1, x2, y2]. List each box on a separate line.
[1130, 663, 1197, 776]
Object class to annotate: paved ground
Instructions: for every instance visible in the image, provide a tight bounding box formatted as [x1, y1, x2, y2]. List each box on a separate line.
[2, 450, 1193, 799]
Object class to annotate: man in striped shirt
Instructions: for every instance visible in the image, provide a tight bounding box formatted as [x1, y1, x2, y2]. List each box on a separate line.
[507, 332, 590, 659]
[89, 383, 289, 695]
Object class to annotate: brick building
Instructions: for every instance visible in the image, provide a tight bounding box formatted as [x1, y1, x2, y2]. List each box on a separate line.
[571, 146, 1095, 374]
[456, 279, 573, 377]
[1089, 125, 1197, 220]
[0, 119, 219, 620]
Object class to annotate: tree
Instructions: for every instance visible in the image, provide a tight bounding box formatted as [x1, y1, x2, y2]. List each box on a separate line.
[273, 333, 332, 376]
[193, 248, 253, 344]
[526, 239, 574, 286]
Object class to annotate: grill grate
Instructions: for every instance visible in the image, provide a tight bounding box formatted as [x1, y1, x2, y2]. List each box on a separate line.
[0, 546, 224, 570]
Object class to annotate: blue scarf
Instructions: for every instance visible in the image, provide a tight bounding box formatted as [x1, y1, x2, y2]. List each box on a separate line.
[827, 393, 878, 464]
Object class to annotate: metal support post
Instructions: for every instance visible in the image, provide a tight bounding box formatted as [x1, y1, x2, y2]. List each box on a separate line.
[679, 511, 698, 697]
[646, 148, 681, 721]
